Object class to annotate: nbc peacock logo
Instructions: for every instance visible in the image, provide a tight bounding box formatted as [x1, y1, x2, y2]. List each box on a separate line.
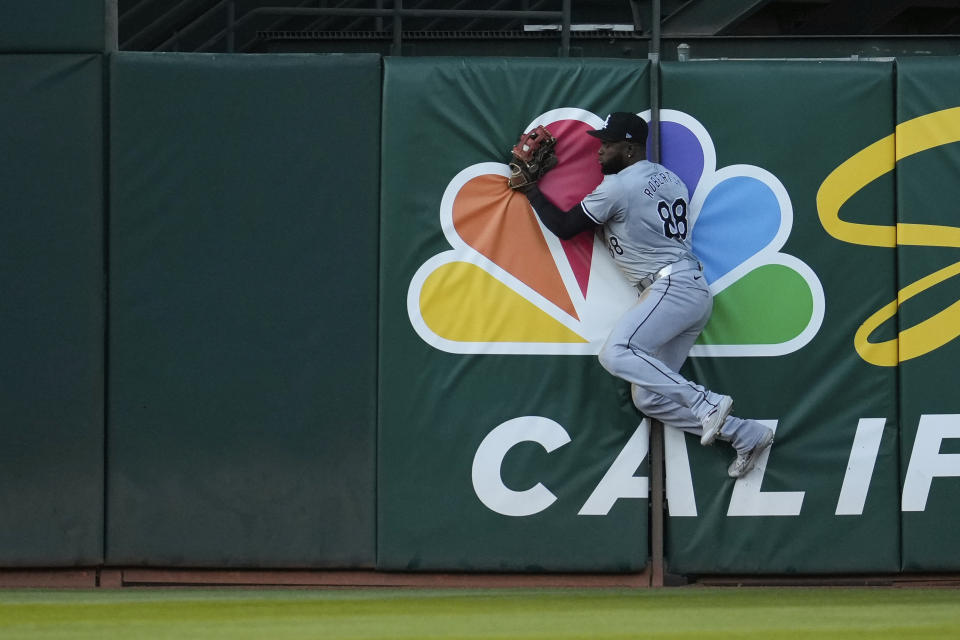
[407, 108, 824, 357]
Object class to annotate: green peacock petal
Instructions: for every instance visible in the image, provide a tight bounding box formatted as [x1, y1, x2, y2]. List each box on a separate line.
[696, 264, 814, 345]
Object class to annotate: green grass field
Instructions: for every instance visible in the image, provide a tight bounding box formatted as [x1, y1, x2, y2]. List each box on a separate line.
[2, 587, 959, 639]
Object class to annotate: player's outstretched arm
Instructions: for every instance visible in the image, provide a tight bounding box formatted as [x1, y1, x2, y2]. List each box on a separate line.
[522, 185, 598, 240]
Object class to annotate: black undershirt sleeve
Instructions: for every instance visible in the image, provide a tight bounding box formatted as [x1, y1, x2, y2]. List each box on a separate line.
[524, 185, 599, 240]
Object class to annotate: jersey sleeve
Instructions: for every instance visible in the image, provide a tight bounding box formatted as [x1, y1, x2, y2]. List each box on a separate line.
[579, 176, 622, 225]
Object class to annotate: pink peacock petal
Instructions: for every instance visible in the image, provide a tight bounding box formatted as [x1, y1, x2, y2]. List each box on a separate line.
[538, 119, 603, 298]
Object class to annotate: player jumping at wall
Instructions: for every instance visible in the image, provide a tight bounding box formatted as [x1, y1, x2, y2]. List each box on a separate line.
[510, 112, 774, 478]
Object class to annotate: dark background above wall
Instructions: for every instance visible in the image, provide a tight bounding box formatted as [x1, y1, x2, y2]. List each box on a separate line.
[114, 1, 960, 58]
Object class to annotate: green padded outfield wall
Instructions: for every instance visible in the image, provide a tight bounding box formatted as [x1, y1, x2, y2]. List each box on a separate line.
[0, 1, 111, 53]
[895, 57, 960, 571]
[0, 55, 105, 565]
[380, 58, 652, 571]
[2, 46, 955, 574]
[662, 61, 900, 574]
[108, 53, 380, 567]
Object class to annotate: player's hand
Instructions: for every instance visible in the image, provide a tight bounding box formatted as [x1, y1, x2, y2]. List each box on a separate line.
[508, 126, 558, 190]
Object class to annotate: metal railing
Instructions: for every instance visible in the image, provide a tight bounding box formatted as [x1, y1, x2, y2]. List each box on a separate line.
[154, 1, 574, 55]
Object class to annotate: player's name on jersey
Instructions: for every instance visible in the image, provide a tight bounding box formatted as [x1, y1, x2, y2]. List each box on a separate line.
[642, 170, 685, 199]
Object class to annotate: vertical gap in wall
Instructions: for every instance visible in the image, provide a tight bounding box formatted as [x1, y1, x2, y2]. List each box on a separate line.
[648, 4, 661, 164]
[891, 59, 903, 573]
[647, 0, 665, 588]
[649, 421, 665, 587]
[100, 50, 112, 573]
[373, 54, 385, 572]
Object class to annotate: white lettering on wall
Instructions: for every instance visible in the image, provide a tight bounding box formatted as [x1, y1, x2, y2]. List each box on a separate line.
[728, 421, 805, 517]
[836, 418, 886, 515]
[468, 414, 960, 517]
[664, 426, 698, 517]
[471, 416, 570, 517]
[579, 420, 650, 515]
[902, 414, 960, 512]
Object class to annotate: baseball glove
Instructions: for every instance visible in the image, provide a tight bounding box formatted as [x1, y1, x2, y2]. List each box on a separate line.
[508, 125, 558, 190]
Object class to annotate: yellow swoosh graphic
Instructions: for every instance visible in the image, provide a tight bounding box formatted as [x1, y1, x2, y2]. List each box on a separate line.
[819, 106, 960, 366]
[818, 106, 960, 248]
[817, 133, 898, 248]
[855, 261, 960, 367]
[420, 262, 587, 344]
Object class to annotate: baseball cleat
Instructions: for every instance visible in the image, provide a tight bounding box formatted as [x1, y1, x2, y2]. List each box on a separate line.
[727, 428, 775, 478]
[700, 395, 733, 446]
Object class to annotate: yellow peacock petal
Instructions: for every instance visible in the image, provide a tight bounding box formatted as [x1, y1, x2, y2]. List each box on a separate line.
[420, 262, 587, 344]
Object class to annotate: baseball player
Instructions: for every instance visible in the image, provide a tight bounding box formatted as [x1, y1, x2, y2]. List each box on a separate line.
[515, 112, 774, 478]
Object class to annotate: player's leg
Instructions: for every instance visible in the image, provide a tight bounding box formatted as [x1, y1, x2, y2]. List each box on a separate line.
[627, 311, 705, 430]
[598, 271, 722, 423]
[633, 383, 770, 455]
[629, 331, 770, 454]
[625, 297, 774, 470]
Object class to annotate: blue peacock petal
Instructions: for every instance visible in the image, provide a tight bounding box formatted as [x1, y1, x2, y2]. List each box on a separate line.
[691, 176, 782, 284]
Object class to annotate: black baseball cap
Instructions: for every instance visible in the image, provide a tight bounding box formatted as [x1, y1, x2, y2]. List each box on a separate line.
[587, 112, 648, 143]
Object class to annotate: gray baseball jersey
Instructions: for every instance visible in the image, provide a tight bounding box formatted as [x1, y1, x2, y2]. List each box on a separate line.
[580, 160, 697, 286]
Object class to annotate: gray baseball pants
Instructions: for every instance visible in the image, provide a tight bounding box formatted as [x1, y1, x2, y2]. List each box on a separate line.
[597, 268, 768, 453]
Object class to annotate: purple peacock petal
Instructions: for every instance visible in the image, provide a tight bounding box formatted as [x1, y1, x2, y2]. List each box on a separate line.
[656, 120, 705, 194]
